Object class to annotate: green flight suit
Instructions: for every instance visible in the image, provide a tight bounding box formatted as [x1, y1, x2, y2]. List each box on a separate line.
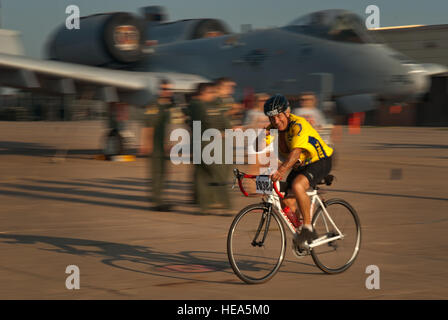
[144, 101, 173, 206]
[214, 96, 233, 200]
[189, 98, 232, 213]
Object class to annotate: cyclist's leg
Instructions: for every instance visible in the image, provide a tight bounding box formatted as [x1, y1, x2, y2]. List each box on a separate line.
[290, 175, 311, 225]
[282, 196, 296, 210]
[292, 156, 333, 225]
[284, 168, 306, 221]
[290, 174, 316, 249]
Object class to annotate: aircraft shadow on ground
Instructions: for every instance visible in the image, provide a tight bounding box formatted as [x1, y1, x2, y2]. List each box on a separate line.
[0, 234, 319, 285]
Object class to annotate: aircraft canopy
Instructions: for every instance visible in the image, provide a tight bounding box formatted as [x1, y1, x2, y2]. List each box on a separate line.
[286, 10, 376, 44]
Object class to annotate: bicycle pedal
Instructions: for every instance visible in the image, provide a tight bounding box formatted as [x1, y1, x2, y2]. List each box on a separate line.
[292, 245, 309, 259]
[292, 235, 310, 258]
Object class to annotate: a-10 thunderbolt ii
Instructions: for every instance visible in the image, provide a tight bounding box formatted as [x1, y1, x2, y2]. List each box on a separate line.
[0, 7, 444, 154]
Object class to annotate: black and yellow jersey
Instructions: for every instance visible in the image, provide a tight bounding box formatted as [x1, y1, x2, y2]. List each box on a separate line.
[266, 113, 333, 165]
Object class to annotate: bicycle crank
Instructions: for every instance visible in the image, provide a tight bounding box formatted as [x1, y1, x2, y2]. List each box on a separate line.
[292, 233, 310, 259]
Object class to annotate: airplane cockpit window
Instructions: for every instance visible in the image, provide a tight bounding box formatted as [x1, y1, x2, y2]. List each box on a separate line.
[284, 10, 376, 44]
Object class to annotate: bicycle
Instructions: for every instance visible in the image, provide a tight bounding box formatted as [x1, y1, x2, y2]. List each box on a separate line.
[227, 168, 361, 284]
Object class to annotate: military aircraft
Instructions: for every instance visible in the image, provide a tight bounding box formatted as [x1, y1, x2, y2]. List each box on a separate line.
[0, 7, 444, 154]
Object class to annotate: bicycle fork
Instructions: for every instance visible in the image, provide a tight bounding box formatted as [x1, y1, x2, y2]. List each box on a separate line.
[251, 205, 272, 247]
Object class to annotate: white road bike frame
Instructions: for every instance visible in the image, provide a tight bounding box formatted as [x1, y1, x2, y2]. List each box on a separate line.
[264, 182, 344, 249]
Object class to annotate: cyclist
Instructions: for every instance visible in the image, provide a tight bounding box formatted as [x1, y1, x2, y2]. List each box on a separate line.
[262, 94, 334, 250]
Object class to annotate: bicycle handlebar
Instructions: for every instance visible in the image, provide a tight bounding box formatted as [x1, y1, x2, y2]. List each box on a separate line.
[233, 168, 284, 199]
[272, 181, 284, 199]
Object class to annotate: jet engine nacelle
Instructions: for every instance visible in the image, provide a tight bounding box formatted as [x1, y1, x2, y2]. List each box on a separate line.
[47, 12, 147, 67]
[335, 94, 377, 114]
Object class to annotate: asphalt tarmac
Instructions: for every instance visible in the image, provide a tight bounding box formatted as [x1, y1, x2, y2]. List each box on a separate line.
[0, 121, 447, 299]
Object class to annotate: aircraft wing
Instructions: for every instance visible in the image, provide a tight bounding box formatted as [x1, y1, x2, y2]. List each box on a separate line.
[0, 53, 208, 105]
[420, 63, 448, 77]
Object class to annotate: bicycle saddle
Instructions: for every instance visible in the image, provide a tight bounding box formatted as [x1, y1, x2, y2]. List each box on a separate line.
[309, 175, 335, 190]
[279, 175, 334, 192]
[318, 174, 334, 186]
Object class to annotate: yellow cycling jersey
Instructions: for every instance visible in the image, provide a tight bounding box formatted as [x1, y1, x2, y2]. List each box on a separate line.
[266, 113, 333, 165]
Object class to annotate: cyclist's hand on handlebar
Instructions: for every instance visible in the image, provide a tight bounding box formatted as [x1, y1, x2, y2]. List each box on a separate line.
[271, 167, 286, 182]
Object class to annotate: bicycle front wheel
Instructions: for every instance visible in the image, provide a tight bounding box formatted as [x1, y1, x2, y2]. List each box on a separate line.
[227, 203, 286, 284]
[311, 199, 361, 274]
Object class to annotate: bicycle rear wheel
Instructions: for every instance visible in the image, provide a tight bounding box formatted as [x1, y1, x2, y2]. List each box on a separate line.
[227, 203, 286, 284]
[311, 199, 361, 274]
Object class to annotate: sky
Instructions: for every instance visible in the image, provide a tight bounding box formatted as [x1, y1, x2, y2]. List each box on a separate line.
[2, 0, 448, 58]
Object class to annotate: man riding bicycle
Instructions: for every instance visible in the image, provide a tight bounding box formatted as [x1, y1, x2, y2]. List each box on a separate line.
[262, 94, 334, 250]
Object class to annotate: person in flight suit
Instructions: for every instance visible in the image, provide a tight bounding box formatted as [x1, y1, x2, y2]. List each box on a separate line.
[140, 79, 175, 211]
[189, 82, 231, 214]
[213, 79, 235, 207]
[214, 77, 242, 128]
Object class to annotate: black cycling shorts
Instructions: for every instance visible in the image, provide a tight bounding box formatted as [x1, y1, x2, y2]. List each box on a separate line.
[286, 156, 333, 191]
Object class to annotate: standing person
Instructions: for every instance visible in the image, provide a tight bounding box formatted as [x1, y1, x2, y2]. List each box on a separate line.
[213, 79, 235, 198]
[214, 77, 243, 128]
[182, 92, 199, 205]
[213, 78, 233, 131]
[140, 79, 174, 211]
[243, 93, 271, 188]
[189, 82, 231, 214]
[292, 92, 327, 129]
[292, 92, 334, 146]
[243, 93, 270, 129]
